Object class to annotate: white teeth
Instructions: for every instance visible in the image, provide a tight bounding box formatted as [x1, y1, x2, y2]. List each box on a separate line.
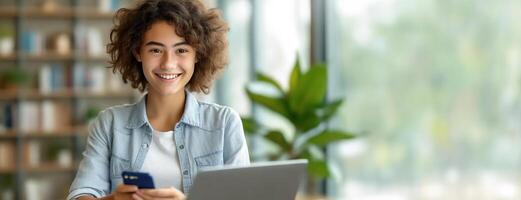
[158, 74, 180, 80]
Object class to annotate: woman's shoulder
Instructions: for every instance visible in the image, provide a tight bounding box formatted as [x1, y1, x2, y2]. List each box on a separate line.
[98, 102, 137, 118]
[194, 100, 241, 129]
[91, 101, 142, 127]
[197, 100, 238, 117]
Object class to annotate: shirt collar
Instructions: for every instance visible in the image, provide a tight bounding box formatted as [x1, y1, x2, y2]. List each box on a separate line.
[126, 91, 200, 129]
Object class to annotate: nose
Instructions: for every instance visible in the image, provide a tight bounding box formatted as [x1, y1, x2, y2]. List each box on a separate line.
[161, 50, 177, 69]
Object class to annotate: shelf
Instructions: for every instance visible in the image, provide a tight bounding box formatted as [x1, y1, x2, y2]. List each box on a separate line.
[0, 54, 17, 61]
[23, 53, 74, 61]
[1, 54, 109, 62]
[0, 89, 136, 100]
[0, 89, 17, 100]
[0, 8, 114, 19]
[21, 128, 88, 139]
[0, 131, 17, 139]
[0, 126, 88, 138]
[0, 7, 17, 18]
[0, 166, 16, 173]
[23, 162, 79, 173]
[0, 127, 88, 139]
[23, 8, 75, 18]
[0, 2, 133, 199]
[76, 10, 115, 19]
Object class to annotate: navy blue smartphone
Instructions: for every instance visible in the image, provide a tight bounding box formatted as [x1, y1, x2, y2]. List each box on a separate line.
[122, 171, 156, 189]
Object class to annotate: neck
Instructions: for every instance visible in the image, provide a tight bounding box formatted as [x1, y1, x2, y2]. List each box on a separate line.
[146, 90, 186, 132]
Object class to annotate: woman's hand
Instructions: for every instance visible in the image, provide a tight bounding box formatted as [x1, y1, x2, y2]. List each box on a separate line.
[114, 184, 139, 200]
[131, 187, 186, 200]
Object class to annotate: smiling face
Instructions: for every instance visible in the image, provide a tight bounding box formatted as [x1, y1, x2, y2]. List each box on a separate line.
[135, 20, 197, 97]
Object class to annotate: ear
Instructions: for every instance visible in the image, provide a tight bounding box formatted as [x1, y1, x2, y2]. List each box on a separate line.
[133, 49, 142, 62]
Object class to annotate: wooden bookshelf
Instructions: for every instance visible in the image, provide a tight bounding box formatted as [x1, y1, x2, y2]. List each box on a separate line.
[22, 54, 107, 61]
[0, 166, 16, 173]
[20, 127, 88, 138]
[0, 89, 136, 100]
[76, 10, 114, 19]
[23, 7, 75, 18]
[0, 7, 18, 18]
[0, 8, 114, 19]
[0, 130, 18, 139]
[0, 54, 17, 61]
[0, 1, 137, 199]
[23, 53, 75, 61]
[0, 127, 88, 139]
[23, 162, 80, 173]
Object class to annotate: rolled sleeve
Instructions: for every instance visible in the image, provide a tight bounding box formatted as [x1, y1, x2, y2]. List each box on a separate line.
[66, 188, 103, 200]
[68, 110, 113, 199]
[223, 107, 250, 165]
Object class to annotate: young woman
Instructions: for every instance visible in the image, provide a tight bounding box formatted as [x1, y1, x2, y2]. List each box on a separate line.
[67, 0, 250, 199]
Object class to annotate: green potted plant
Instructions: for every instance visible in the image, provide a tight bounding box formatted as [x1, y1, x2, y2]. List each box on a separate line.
[47, 140, 72, 167]
[85, 106, 101, 122]
[242, 57, 355, 198]
[0, 174, 13, 197]
[0, 68, 31, 90]
[0, 23, 14, 56]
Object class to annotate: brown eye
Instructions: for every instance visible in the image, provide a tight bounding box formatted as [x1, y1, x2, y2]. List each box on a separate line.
[176, 48, 189, 54]
[149, 49, 162, 54]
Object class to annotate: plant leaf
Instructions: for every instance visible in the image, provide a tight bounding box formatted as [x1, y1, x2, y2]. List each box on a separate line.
[288, 56, 302, 98]
[319, 99, 344, 121]
[241, 117, 259, 135]
[246, 88, 291, 118]
[265, 130, 292, 152]
[306, 130, 356, 147]
[257, 73, 285, 94]
[289, 64, 327, 115]
[293, 112, 321, 133]
[308, 159, 330, 178]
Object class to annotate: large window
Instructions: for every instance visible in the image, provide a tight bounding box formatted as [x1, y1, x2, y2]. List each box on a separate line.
[215, 0, 252, 115]
[328, 0, 521, 199]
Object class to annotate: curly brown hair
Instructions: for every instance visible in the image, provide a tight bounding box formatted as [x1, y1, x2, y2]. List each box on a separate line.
[107, 0, 229, 94]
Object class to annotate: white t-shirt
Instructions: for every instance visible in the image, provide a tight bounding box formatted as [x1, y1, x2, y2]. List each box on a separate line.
[140, 130, 182, 190]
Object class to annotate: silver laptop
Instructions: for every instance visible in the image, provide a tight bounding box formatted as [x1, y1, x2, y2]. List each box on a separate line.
[188, 159, 308, 200]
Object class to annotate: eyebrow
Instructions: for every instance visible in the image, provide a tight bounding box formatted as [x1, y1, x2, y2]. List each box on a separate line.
[144, 41, 189, 47]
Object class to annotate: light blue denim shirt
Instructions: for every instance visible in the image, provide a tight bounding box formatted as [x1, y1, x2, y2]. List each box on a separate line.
[67, 92, 250, 200]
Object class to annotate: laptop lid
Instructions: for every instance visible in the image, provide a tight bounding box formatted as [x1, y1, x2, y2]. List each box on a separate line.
[188, 159, 308, 200]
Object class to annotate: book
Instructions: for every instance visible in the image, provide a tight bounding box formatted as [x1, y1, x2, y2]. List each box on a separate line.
[24, 141, 41, 167]
[39, 64, 52, 94]
[40, 64, 66, 93]
[51, 64, 64, 92]
[0, 103, 14, 132]
[87, 27, 103, 57]
[18, 101, 40, 132]
[98, 0, 120, 13]
[21, 31, 44, 55]
[47, 32, 71, 55]
[52, 101, 71, 130]
[40, 100, 55, 132]
[0, 142, 15, 168]
[72, 63, 85, 92]
[88, 66, 106, 93]
[107, 72, 128, 92]
[74, 25, 87, 54]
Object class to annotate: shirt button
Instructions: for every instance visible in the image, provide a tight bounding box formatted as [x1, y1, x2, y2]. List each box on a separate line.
[179, 145, 184, 149]
[183, 170, 188, 175]
[142, 143, 148, 148]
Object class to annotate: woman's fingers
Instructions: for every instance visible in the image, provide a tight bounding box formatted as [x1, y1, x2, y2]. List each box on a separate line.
[140, 187, 186, 199]
[116, 184, 139, 193]
[132, 193, 145, 200]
